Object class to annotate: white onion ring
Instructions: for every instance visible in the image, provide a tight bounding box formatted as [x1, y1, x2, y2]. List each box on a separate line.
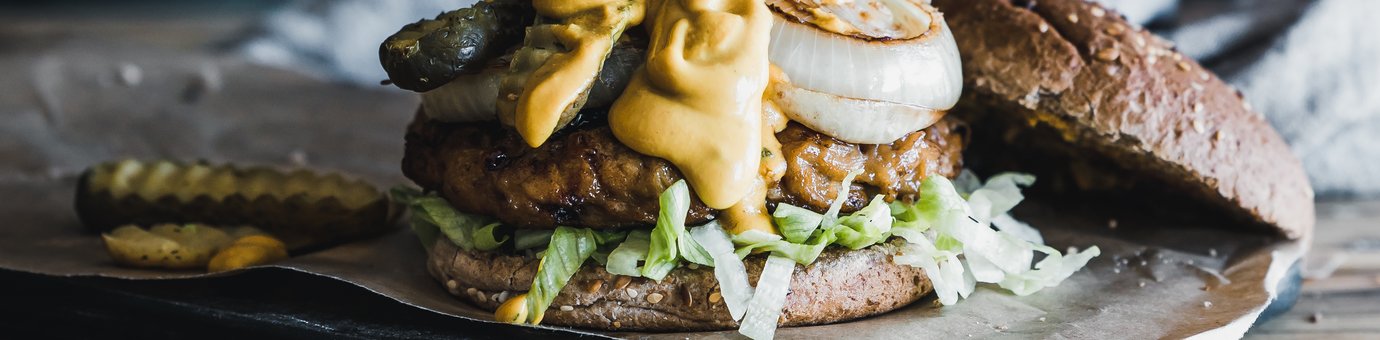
[770, 78, 945, 144]
[419, 70, 503, 122]
[767, 9, 962, 111]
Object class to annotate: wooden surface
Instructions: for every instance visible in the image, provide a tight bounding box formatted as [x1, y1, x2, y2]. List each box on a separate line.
[1246, 199, 1380, 339]
[2, 8, 1377, 339]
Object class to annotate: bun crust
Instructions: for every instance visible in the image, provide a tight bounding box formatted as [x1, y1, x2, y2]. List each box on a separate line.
[935, 0, 1315, 238]
[426, 238, 932, 331]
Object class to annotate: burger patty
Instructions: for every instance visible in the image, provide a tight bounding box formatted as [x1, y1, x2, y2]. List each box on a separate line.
[402, 112, 965, 229]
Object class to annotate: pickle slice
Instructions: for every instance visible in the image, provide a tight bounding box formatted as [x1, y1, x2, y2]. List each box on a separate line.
[102, 224, 228, 269]
[77, 160, 399, 251]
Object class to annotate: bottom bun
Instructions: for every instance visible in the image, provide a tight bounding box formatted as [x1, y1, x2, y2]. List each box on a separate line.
[427, 238, 933, 331]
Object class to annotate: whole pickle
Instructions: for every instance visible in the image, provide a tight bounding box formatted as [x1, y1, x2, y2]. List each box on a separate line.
[75, 160, 398, 251]
[380, 0, 534, 92]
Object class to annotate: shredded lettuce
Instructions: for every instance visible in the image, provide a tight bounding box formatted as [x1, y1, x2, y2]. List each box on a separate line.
[738, 255, 796, 340]
[952, 169, 982, 197]
[733, 229, 832, 265]
[992, 213, 1043, 244]
[997, 245, 1101, 295]
[395, 189, 507, 251]
[514, 230, 553, 250]
[678, 233, 715, 268]
[409, 212, 442, 252]
[891, 174, 1100, 305]
[526, 226, 598, 324]
[772, 203, 823, 244]
[398, 167, 1100, 333]
[472, 223, 508, 251]
[391, 188, 439, 251]
[606, 230, 650, 276]
[642, 180, 714, 281]
[689, 222, 754, 321]
[641, 181, 687, 280]
[593, 230, 629, 245]
[731, 229, 782, 246]
[831, 195, 894, 249]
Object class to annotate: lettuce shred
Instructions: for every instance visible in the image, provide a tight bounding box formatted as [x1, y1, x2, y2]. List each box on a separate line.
[395, 168, 1099, 333]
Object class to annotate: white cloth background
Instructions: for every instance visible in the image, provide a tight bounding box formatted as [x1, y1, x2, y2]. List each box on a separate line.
[236, 0, 1380, 197]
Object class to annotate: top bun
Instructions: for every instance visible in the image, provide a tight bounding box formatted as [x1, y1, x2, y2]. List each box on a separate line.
[935, 0, 1314, 238]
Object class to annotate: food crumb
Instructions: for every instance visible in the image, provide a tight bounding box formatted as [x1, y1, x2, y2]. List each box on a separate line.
[1138, 281, 1146, 288]
[1108, 219, 1118, 229]
[1309, 312, 1323, 323]
[1112, 268, 1121, 274]
[289, 149, 309, 166]
[1038, 317, 1047, 322]
[1202, 301, 1213, 308]
[118, 63, 143, 87]
[1209, 248, 1218, 257]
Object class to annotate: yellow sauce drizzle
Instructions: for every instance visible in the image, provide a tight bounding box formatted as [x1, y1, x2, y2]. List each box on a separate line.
[721, 90, 789, 235]
[517, 0, 645, 147]
[609, 0, 774, 221]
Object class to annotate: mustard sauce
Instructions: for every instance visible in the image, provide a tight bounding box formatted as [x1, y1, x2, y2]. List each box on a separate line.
[609, 0, 774, 219]
[517, 0, 644, 147]
[721, 87, 789, 235]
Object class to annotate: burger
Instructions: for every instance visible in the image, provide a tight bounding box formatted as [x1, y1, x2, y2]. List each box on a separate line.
[380, 0, 1313, 338]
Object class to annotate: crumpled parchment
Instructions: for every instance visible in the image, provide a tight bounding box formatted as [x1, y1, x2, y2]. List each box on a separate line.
[0, 40, 1304, 339]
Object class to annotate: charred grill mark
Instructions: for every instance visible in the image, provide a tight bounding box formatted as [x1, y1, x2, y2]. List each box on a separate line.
[484, 151, 511, 171]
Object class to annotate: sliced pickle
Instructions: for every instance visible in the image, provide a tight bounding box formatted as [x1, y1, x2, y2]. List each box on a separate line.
[102, 224, 229, 269]
[77, 160, 398, 251]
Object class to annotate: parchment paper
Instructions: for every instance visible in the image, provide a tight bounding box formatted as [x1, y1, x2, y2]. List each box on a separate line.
[0, 40, 1304, 339]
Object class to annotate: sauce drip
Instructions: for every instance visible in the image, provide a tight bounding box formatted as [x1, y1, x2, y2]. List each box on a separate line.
[515, 0, 644, 147]
[609, 0, 774, 218]
[721, 91, 789, 235]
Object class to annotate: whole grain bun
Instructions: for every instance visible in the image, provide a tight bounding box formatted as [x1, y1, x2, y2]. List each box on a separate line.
[426, 238, 932, 331]
[934, 0, 1314, 238]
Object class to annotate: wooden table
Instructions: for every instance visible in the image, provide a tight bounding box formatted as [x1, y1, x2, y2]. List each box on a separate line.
[3, 7, 1376, 339]
[1246, 200, 1380, 339]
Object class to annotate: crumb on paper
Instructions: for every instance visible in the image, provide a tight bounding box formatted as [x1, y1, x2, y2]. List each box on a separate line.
[289, 149, 309, 166]
[118, 63, 143, 87]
